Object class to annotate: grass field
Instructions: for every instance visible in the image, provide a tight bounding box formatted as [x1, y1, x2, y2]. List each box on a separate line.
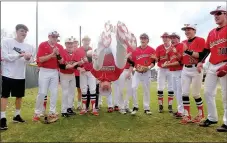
[1, 82, 226, 142]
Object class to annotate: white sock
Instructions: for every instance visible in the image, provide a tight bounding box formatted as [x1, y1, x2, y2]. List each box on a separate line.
[1, 112, 6, 119]
[15, 109, 20, 116]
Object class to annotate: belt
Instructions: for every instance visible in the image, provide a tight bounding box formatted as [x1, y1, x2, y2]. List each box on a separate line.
[184, 64, 197, 68]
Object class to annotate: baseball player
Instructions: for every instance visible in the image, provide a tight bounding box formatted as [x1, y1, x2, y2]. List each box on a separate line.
[33, 30, 64, 122]
[155, 32, 174, 113]
[188, 5, 227, 132]
[179, 24, 206, 124]
[162, 32, 184, 118]
[74, 36, 98, 116]
[1, 24, 34, 130]
[115, 33, 137, 114]
[72, 38, 82, 110]
[131, 33, 156, 115]
[58, 37, 80, 117]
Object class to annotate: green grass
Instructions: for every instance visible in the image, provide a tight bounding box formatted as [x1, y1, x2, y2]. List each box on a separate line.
[1, 82, 226, 142]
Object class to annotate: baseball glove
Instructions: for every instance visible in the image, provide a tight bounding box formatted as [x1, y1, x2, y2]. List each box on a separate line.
[216, 64, 227, 77]
[42, 113, 59, 124]
[136, 64, 149, 73]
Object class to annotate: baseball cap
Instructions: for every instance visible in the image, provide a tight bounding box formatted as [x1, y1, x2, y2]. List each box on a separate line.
[48, 30, 60, 37]
[140, 33, 149, 39]
[82, 35, 91, 41]
[210, 5, 227, 15]
[73, 37, 78, 42]
[161, 32, 170, 38]
[65, 37, 74, 43]
[170, 32, 180, 39]
[181, 24, 197, 31]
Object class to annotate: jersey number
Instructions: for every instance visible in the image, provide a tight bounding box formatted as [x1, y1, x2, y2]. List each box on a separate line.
[218, 47, 227, 55]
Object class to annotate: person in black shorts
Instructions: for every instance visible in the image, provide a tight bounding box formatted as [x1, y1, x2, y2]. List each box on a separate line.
[86, 84, 100, 110]
[1, 24, 34, 130]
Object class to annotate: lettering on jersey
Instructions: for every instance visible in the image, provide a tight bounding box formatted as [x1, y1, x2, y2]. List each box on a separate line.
[136, 54, 150, 60]
[210, 38, 227, 49]
[218, 47, 227, 55]
[65, 61, 76, 65]
[189, 56, 198, 64]
[100, 66, 115, 71]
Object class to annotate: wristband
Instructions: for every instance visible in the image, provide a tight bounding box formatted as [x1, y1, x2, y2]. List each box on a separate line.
[56, 54, 62, 60]
[184, 50, 193, 56]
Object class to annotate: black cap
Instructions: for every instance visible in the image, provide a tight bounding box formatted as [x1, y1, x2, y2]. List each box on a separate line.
[140, 33, 149, 40]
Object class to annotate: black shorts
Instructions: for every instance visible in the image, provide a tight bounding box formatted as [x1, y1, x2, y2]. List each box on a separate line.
[75, 76, 80, 88]
[1, 76, 25, 98]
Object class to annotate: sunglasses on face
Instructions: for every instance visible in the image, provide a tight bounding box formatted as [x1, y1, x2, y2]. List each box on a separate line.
[215, 11, 225, 16]
[51, 36, 58, 39]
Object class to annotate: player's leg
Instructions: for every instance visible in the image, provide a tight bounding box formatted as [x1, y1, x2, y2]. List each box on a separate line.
[181, 69, 192, 124]
[49, 70, 59, 118]
[117, 71, 127, 114]
[167, 71, 174, 113]
[217, 74, 227, 132]
[95, 83, 100, 109]
[131, 72, 140, 115]
[75, 76, 82, 110]
[33, 68, 51, 121]
[157, 68, 166, 113]
[67, 75, 76, 115]
[141, 72, 152, 115]
[107, 92, 114, 113]
[113, 80, 120, 111]
[124, 73, 133, 113]
[80, 73, 88, 115]
[173, 71, 184, 118]
[60, 73, 70, 117]
[87, 72, 98, 116]
[191, 70, 204, 123]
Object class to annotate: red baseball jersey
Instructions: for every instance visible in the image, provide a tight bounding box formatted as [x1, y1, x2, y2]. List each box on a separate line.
[59, 49, 77, 74]
[156, 44, 169, 68]
[132, 45, 156, 68]
[182, 37, 205, 65]
[73, 48, 80, 76]
[167, 43, 184, 71]
[36, 41, 64, 69]
[91, 53, 123, 82]
[205, 25, 227, 64]
[74, 46, 93, 71]
[124, 46, 134, 69]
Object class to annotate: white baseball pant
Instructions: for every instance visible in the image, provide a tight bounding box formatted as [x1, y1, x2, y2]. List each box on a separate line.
[204, 62, 227, 125]
[35, 67, 59, 115]
[172, 70, 184, 114]
[97, 92, 113, 107]
[60, 73, 76, 113]
[157, 68, 173, 91]
[112, 82, 119, 107]
[80, 71, 96, 95]
[115, 69, 133, 109]
[132, 71, 151, 110]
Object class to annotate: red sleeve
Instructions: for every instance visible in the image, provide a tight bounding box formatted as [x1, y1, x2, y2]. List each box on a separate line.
[205, 33, 211, 50]
[36, 42, 47, 62]
[131, 50, 136, 62]
[197, 38, 206, 52]
[155, 46, 160, 60]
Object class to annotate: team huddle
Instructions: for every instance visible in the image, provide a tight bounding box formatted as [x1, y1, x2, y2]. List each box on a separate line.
[1, 5, 227, 133]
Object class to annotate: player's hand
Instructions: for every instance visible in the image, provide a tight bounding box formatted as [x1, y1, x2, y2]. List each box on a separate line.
[150, 54, 158, 61]
[125, 72, 131, 80]
[19, 52, 26, 57]
[78, 67, 86, 74]
[24, 53, 32, 61]
[161, 61, 169, 68]
[52, 48, 59, 55]
[197, 62, 203, 73]
[126, 52, 132, 59]
[216, 63, 227, 77]
[66, 64, 74, 69]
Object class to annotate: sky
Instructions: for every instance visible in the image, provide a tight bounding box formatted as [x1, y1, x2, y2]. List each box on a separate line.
[1, 1, 226, 52]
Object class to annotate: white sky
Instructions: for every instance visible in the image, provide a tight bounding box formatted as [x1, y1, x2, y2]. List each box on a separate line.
[1, 1, 226, 51]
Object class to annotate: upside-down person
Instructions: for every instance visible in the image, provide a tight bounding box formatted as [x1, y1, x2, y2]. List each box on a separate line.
[78, 21, 134, 113]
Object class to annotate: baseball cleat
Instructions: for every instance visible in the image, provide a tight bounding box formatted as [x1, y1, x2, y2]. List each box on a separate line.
[80, 109, 87, 115]
[116, 21, 130, 47]
[13, 115, 25, 123]
[131, 107, 139, 115]
[192, 114, 204, 123]
[125, 108, 132, 113]
[159, 105, 164, 113]
[67, 108, 76, 115]
[107, 107, 114, 113]
[180, 115, 192, 124]
[0, 118, 8, 130]
[173, 112, 183, 119]
[32, 114, 40, 122]
[216, 124, 227, 132]
[144, 110, 152, 115]
[168, 105, 173, 113]
[114, 106, 119, 111]
[199, 119, 218, 127]
[119, 109, 127, 115]
[101, 31, 112, 48]
[92, 109, 99, 116]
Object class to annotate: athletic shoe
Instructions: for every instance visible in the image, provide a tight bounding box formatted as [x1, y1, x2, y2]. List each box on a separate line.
[13, 115, 25, 123]
[119, 109, 127, 114]
[216, 124, 227, 132]
[32, 114, 40, 122]
[62, 113, 70, 117]
[107, 107, 114, 113]
[168, 105, 173, 113]
[131, 107, 139, 115]
[92, 109, 99, 116]
[144, 110, 152, 115]
[76, 106, 81, 111]
[173, 112, 183, 119]
[0, 118, 8, 130]
[180, 115, 192, 124]
[192, 114, 204, 123]
[67, 108, 76, 115]
[79, 109, 87, 115]
[199, 119, 218, 127]
[114, 106, 119, 111]
[159, 105, 163, 113]
[48, 113, 59, 123]
[116, 21, 130, 46]
[125, 108, 132, 113]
